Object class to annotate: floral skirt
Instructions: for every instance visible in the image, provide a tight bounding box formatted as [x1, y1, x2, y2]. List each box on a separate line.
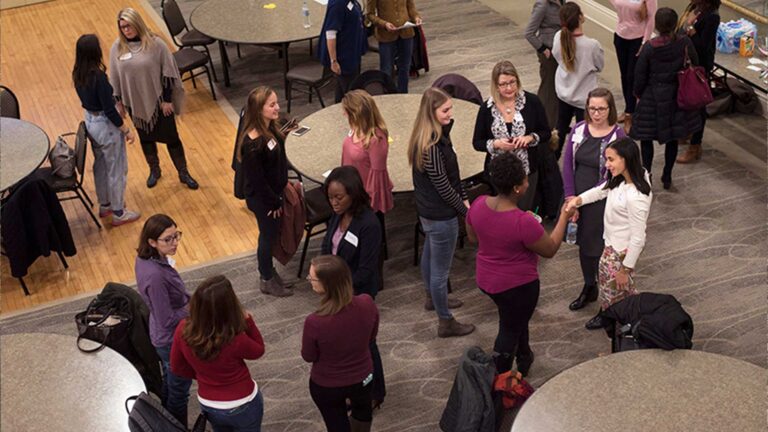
[598, 245, 637, 310]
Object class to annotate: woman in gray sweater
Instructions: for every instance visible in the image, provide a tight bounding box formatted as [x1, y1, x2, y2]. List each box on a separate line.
[524, 0, 563, 129]
[552, 2, 604, 159]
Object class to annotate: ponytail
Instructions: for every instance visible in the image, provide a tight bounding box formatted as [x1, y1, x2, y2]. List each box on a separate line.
[559, 2, 582, 73]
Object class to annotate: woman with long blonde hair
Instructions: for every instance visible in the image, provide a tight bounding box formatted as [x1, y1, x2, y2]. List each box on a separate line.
[110, 8, 199, 190]
[236, 86, 292, 297]
[552, 2, 604, 159]
[409, 87, 474, 338]
[302, 255, 379, 432]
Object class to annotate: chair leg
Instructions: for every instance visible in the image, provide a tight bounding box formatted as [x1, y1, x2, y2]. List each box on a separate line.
[287, 80, 293, 113]
[315, 86, 326, 108]
[190, 71, 197, 88]
[204, 46, 218, 82]
[75, 188, 102, 229]
[236, 43, 242, 59]
[56, 250, 69, 269]
[297, 228, 312, 278]
[205, 66, 216, 100]
[80, 184, 95, 207]
[17, 277, 30, 296]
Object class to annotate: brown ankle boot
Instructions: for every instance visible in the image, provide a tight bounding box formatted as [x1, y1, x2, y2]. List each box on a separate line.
[271, 268, 294, 289]
[437, 318, 475, 338]
[260, 277, 293, 297]
[424, 291, 464, 311]
[676, 145, 702, 163]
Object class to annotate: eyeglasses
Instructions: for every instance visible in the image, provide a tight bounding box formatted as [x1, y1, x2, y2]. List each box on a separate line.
[588, 106, 609, 113]
[306, 274, 319, 282]
[158, 231, 183, 244]
[497, 80, 518, 89]
[119, 24, 134, 31]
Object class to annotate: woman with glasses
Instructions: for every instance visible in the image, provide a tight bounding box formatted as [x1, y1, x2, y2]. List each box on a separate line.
[561, 88, 626, 318]
[472, 60, 551, 211]
[302, 255, 379, 432]
[135, 213, 191, 427]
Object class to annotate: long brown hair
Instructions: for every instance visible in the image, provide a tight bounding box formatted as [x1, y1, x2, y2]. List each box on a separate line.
[137, 214, 177, 259]
[182, 275, 248, 361]
[342, 90, 388, 149]
[311, 255, 354, 316]
[72, 34, 106, 89]
[407, 87, 451, 172]
[584, 87, 618, 125]
[559, 2, 583, 72]
[235, 86, 285, 161]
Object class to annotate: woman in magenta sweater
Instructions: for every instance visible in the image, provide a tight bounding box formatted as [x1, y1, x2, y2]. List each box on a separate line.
[302, 255, 379, 432]
[466, 153, 573, 376]
[171, 275, 266, 432]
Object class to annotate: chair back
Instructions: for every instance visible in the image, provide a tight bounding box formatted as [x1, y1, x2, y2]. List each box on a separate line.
[0, 85, 20, 119]
[288, 164, 332, 224]
[349, 70, 398, 95]
[74, 122, 89, 183]
[432, 73, 483, 106]
[161, 0, 188, 41]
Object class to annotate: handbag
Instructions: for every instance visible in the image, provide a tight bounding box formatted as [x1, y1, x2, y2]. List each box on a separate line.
[677, 46, 714, 111]
[75, 295, 132, 353]
[493, 370, 535, 409]
[49, 135, 76, 178]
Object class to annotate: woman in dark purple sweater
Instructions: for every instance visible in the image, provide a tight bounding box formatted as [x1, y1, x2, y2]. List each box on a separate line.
[302, 255, 379, 432]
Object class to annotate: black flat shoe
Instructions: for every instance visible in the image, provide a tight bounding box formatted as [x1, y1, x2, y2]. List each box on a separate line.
[146, 170, 161, 188]
[569, 285, 598, 311]
[517, 351, 535, 377]
[179, 172, 199, 190]
[585, 313, 606, 330]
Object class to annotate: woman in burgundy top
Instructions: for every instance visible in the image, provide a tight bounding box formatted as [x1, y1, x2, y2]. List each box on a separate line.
[466, 153, 572, 376]
[171, 275, 266, 432]
[302, 255, 379, 432]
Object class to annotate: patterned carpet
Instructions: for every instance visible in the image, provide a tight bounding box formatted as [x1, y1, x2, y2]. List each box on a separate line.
[2, 0, 766, 431]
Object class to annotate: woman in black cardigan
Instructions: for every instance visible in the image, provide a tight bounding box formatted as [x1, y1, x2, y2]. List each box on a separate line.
[629, 7, 701, 189]
[321, 165, 386, 409]
[676, 0, 720, 164]
[472, 61, 552, 212]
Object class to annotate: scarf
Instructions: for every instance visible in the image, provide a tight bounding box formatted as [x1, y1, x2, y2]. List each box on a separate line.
[109, 35, 184, 133]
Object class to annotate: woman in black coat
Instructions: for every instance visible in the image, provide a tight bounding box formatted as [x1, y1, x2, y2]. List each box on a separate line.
[321, 165, 386, 409]
[676, 0, 720, 164]
[629, 7, 701, 190]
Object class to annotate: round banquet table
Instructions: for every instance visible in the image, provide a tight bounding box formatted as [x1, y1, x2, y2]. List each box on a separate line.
[0, 117, 50, 192]
[511, 349, 766, 432]
[190, 0, 327, 87]
[0, 333, 146, 431]
[284, 94, 485, 192]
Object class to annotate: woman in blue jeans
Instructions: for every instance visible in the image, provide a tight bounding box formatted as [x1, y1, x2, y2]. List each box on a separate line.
[135, 214, 192, 426]
[408, 88, 474, 338]
[72, 34, 140, 226]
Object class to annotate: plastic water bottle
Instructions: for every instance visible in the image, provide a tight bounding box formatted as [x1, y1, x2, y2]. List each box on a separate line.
[302, 0, 311, 29]
[566, 221, 578, 245]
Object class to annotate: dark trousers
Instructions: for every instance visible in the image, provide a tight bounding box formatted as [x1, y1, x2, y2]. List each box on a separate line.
[370, 341, 386, 403]
[334, 65, 361, 103]
[379, 36, 414, 93]
[485, 279, 540, 373]
[247, 199, 280, 280]
[556, 99, 585, 159]
[579, 252, 600, 287]
[613, 33, 642, 114]
[140, 137, 188, 174]
[536, 51, 559, 129]
[691, 108, 707, 145]
[310, 378, 373, 432]
[641, 140, 679, 182]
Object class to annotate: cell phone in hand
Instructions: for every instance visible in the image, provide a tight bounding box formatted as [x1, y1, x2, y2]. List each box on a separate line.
[291, 125, 311, 137]
[280, 117, 299, 133]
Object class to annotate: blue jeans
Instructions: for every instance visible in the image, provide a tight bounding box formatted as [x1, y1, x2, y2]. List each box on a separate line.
[419, 217, 458, 320]
[84, 110, 128, 211]
[378, 36, 414, 93]
[201, 392, 264, 432]
[155, 344, 192, 427]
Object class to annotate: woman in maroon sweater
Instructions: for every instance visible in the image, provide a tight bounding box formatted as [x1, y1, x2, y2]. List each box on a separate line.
[171, 275, 266, 432]
[302, 255, 379, 432]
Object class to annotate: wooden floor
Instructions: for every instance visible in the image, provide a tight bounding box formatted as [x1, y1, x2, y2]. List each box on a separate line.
[0, 0, 259, 313]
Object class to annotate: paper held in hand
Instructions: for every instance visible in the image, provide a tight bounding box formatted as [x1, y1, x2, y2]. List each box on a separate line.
[395, 21, 421, 30]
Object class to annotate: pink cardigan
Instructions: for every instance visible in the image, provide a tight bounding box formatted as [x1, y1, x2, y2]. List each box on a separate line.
[611, 0, 657, 43]
[341, 129, 394, 214]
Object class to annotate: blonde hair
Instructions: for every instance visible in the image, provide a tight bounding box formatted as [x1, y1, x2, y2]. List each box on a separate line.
[311, 255, 354, 316]
[116, 8, 155, 56]
[559, 2, 582, 73]
[490, 61, 523, 105]
[341, 90, 388, 149]
[236, 86, 284, 161]
[407, 88, 451, 172]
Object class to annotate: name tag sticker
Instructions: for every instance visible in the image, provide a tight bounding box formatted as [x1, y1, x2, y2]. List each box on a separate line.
[119, 53, 132, 61]
[267, 139, 277, 150]
[347, 1, 353, 10]
[322, 169, 332, 178]
[344, 231, 359, 247]
[572, 133, 584, 144]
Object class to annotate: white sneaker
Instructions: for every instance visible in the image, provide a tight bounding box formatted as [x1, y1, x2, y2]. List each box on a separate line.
[112, 209, 141, 226]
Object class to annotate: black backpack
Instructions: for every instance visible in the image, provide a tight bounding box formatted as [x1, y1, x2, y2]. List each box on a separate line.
[126, 392, 206, 432]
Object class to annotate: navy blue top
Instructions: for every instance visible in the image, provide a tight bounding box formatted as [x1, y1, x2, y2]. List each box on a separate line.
[75, 71, 124, 128]
[317, 0, 368, 74]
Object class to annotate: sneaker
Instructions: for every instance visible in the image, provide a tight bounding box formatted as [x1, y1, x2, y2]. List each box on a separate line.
[99, 206, 113, 218]
[112, 209, 141, 227]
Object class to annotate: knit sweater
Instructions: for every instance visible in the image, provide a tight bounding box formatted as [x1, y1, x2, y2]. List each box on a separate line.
[611, 0, 657, 42]
[552, 31, 605, 108]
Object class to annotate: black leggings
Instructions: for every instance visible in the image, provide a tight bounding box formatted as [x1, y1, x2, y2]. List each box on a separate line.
[485, 279, 540, 373]
[690, 108, 707, 145]
[613, 33, 642, 114]
[310, 378, 373, 432]
[579, 252, 600, 287]
[247, 199, 280, 280]
[641, 140, 679, 182]
[556, 99, 585, 159]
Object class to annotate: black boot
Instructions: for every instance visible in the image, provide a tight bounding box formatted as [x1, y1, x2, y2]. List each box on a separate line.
[146, 167, 161, 188]
[585, 311, 607, 330]
[179, 171, 199, 190]
[516, 351, 535, 377]
[569, 284, 598, 311]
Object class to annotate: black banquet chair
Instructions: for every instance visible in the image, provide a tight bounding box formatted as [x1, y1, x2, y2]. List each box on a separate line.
[174, 47, 216, 100]
[0, 85, 20, 119]
[161, 0, 218, 82]
[289, 165, 333, 278]
[285, 61, 334, 113]
[349, 70, 398, 95]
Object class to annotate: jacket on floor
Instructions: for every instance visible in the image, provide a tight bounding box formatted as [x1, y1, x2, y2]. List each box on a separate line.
[440, 346, 497, 432]
[603, 292, 694, 350]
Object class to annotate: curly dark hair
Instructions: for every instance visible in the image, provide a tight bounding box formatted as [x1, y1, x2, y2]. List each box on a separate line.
[488, 152, 526, 196]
